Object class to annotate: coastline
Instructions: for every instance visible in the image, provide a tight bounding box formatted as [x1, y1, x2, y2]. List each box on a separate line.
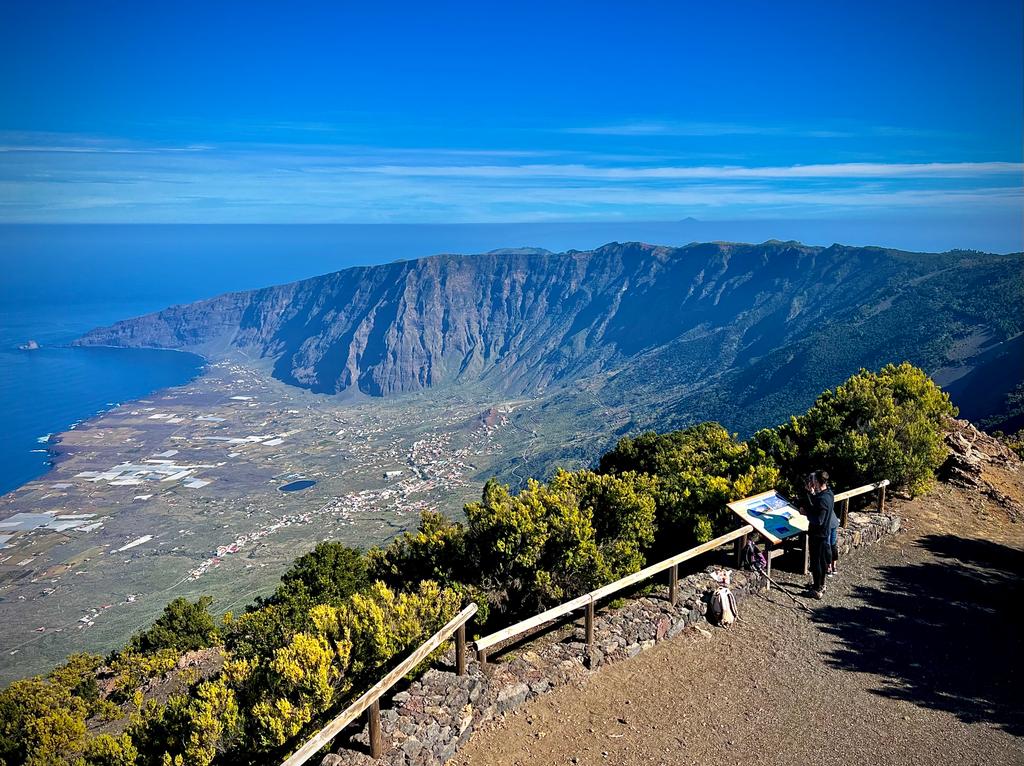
[0, 359, 518, 681]
[43, 343, 211, 483]
[35, 363, 206, 490]
[0, 343, 207, 497]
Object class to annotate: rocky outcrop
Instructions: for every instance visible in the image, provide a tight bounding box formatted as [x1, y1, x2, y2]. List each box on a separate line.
[319, 512, 901, 766]
[943, 418, 1021, 482]
[942, 419, 1024, 521]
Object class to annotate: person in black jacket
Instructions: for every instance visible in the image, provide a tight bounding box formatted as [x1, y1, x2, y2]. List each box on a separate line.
[803, 470, 836, 599]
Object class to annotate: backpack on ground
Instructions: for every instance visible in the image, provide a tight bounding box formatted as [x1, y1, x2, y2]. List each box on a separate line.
[709, 586, 739, 626]
[742, 540, 767, 572]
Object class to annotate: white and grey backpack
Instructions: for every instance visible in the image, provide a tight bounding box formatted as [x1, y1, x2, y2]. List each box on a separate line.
[709, 586, 739, 626]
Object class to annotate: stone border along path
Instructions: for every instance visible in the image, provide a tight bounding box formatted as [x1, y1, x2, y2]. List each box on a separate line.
[319, 511, 901, 766]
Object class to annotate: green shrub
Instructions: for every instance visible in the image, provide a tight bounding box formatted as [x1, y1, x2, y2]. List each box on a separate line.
[125, 675, 241, 766]
[0, 653, 123, 766]
[271, 542, 368, 610]
[225, 542, 368, 660]
[82, 733, 138, 766]
[367, 511, 468, 588]
[0, 677, 87, 766]
[125, 597, 219, 656]
[315, 579, 461, 682]
[246, 632, 341, 750]
[234, 579, 459, 754]
[600, 422, 779, 550]
[222, 601, 307, 661]
[369, 470, 658, 619]
[569, 470, 658, 576]
[755, 362, 956, 495]
[463, 470, 658, 614]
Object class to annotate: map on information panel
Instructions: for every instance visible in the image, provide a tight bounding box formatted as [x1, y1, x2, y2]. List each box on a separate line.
[727, 490, 808, 544]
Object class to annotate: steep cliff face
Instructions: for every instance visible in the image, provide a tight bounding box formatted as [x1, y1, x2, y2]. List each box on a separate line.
[74, 241, 1022, 406]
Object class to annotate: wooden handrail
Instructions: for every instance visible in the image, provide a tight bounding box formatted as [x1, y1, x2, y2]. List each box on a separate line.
[474, 593, 595, 654]
[588, 525, 753, 601]
[474, 525, 754, 655]
[281, 603, 477, 766]
[282, 480, 889, 764]
[833, 479, 890, 502]
[835, 479, 889, 527]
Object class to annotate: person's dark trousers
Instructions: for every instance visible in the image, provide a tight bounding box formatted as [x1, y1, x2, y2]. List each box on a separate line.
[809, 535, 831, 592]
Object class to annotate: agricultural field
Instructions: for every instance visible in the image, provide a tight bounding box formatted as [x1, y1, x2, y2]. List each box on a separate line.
[0, 360, 612, 682]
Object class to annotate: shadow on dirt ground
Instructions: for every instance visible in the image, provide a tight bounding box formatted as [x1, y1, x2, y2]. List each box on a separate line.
[813, 534, 1024, 736]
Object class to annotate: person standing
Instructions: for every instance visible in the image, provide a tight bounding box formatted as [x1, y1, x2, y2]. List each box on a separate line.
[828, 511, 840, 576]
[803, 470, 836, 599]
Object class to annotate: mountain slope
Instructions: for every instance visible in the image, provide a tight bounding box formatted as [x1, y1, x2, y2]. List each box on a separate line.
[75, 241, 1023, 428]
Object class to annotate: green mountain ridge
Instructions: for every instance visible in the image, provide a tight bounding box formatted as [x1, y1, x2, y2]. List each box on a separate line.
[74, 241, 1024, 444]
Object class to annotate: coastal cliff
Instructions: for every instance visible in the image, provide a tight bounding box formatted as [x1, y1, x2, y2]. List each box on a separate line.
[75, 241, 1023, 427]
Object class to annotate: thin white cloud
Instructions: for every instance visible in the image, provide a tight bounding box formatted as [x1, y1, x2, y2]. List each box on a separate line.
[565, 121, 837, 137]
[0, 132, 1020, 223]
[0, 132, 213, 155]
[0, 145, 214, 155]
[561, 121, 938, 139]
[343, 162, 1024, 180]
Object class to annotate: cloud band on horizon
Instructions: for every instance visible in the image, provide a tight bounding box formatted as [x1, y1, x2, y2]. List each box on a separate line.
[0, 133, 1020, 225]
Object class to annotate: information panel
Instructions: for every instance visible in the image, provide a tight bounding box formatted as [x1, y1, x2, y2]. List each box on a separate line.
[727, 490, 808, 544]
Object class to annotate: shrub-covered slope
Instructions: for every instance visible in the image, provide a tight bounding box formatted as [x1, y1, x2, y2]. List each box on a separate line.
[2, 364, 988, 766]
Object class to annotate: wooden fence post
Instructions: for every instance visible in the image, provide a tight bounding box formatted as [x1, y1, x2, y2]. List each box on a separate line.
[368, 700, 382, 758]
[668, 564, 678, 606]
[455, 623, 466, 676]
[876, 484, 886, 513]
[801, 533, 810, 576]
[841, 498, 849, 528]
[585, 600, 595, 664]
[278, 603, 476, 766]
[469, 526, 752, 688]
[734, 533, 747, 568]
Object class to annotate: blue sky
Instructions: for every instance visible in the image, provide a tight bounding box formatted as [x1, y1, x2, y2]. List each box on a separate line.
[0, 1, 1021, 228]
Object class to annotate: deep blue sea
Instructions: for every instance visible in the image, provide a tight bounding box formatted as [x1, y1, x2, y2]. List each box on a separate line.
[0, 308, 206, 494]
[1, 219, 1019, 495]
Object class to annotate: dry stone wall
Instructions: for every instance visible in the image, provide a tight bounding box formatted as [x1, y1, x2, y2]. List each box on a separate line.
[321, 511, 901, 766]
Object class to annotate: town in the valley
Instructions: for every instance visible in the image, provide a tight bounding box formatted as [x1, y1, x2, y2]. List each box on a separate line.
[0, 361, 560, 682]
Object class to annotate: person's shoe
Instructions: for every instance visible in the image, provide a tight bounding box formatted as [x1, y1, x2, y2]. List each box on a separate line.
[813, 590, 824, 600]
[827, 570, 835, 577]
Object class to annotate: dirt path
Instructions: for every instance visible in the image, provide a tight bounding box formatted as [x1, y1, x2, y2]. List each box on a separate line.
[458, 484, 1024, 766]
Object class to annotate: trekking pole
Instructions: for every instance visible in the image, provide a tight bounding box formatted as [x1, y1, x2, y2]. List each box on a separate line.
[752, 560, 812, 612]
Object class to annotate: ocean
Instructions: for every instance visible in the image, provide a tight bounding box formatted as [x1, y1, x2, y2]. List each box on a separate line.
[0, 309, 205, 494]
[1, 219, 1019, 495]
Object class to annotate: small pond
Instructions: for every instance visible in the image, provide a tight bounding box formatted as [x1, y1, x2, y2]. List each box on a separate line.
[279, 479, 316, 492]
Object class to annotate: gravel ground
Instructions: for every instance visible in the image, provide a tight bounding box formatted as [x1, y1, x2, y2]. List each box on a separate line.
[457, 486, 1024, 766]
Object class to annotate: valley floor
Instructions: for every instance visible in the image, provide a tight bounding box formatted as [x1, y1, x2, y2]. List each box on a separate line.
[0, 361, 550, 682]
[457, 483, 1024, 766]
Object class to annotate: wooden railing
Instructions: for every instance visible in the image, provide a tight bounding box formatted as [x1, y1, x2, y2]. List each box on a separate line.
[280, 603, 477, 766]
[283, 478, 890, 764]
[473, 525, 754, 666]
[834, 479, 890, 527]
[475, 478, 892, 665]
